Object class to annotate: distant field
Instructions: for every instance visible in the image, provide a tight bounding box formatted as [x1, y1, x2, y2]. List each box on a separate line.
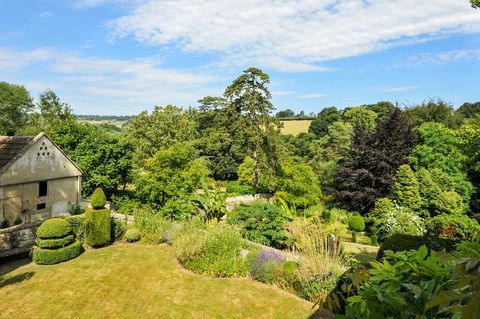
[280, 120, 312, 136]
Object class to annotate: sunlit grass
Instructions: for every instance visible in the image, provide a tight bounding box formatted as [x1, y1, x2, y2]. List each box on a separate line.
[280, 120, 312, 136]
[0, 244, 315, 319]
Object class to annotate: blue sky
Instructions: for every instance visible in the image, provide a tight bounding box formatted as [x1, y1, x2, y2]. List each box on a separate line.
[1, 0, 479, 115]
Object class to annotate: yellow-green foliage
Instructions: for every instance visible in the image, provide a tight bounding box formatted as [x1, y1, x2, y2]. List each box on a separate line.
[84, 208, 111, 247]
[36, 218, 71, 239]
[392, 164, 421, 211]
[35, 235, 75, 249]
[125, 228, 141, 243]
[90, 187, 107, 209]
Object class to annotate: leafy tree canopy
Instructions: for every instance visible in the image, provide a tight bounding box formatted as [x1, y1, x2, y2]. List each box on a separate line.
[0, 81, 34, 135]
[343, 106, 378, 131]
[404, 99, 463, 128]
[308, 106, 341, 138]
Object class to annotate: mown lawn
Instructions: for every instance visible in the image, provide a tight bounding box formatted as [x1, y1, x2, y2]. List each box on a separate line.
[280, 120, 312, 136]
[0, 244, 316, 319]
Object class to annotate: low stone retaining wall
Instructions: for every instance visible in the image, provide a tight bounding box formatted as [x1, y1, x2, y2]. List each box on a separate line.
[0, 221, 42, 258]
[225, 194, 273, 211]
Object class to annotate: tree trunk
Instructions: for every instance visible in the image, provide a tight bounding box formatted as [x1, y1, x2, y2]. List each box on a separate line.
[252, 147, 259, 188]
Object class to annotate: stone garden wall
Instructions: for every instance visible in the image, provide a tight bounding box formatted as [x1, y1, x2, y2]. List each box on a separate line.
[0, 221, 42, 258]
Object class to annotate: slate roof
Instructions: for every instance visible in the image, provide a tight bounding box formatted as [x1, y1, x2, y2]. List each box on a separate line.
[0, 135, 35, 171]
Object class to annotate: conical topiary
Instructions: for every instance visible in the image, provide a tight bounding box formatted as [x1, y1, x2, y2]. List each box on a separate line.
[90, 187, 106, 209]
[85, 187, 111, 247]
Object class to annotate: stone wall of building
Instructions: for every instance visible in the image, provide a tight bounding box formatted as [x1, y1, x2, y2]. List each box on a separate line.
[0, 221, 41, 258]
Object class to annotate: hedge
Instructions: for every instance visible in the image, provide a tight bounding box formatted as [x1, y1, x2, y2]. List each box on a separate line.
[35, 235, 74, 249]
[33, 241, 83, 265]
[65, 215, 85, 242]
[84, 208, 111, 247]
[36, 218, 72, 239]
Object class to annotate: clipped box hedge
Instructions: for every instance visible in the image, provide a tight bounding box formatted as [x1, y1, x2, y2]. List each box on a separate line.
[84, 208, 111, 247]
[36, 218, 72, 239]
[33, 240, 83, 265]
[35, 234, 74, 249]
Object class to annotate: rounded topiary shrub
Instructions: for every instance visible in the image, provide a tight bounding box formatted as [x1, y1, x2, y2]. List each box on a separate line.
[33, 241, 83, 265]
[84, 208, 111, 247]
[36, 218, 72, 239]
[125, 228, 141, 243]
[348, 215, 365, 232]
[90, 187, 106, 209]
[33, 218, 82, 265]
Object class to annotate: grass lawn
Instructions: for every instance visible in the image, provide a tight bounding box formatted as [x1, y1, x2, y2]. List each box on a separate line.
[280, 120, 312, 136]
[342, 242, 379, 265]
[0, 244, 317, 319]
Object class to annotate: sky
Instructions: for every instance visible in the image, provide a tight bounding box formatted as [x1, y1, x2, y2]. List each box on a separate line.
[0, 0, 479, 115]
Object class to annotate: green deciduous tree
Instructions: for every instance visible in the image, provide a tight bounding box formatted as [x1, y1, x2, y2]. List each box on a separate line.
[391, 164, 421, 212]
[343, 106, 378, 131]
[457, 101, 480, 118]
[126, 105, 196, 164]
[308, 107, 341, 138]
[0, 81, 34, 135]
[404, 99, 463, 128]
[135, 142, 209, 208]
[275, 109, 295, 118]
[471, 0, 480, 8]
[48, 120, 133, 197]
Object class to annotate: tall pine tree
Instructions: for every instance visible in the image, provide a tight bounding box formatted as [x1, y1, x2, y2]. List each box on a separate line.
[332, 108, 416, 213]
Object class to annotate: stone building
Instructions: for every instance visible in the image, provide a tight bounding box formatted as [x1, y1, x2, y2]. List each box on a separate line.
[0, 132, 82, 226]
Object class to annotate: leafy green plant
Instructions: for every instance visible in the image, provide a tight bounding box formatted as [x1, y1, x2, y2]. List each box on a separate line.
[14, 216, 23, 225]
[190, 182, 227, 222]
[111, 217, 126, 240]
[376, 234, 457, 260]
[0, 219, 10, 229]
[228, 202, 289, 249]
[68, 202, 83, 215]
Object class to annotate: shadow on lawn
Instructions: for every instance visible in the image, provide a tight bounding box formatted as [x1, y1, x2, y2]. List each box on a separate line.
[0, 271, 35, 288]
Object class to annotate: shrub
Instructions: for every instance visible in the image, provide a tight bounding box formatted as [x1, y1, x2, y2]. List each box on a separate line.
[374, 204, 425, 238]
[125, 228, 141, 242]
[65, 215, 85, 241]
[133, 207, 174, 244]
[111, 217, 126, 241]
[68, 202, 83, 215]
[33, 241, 83, 265]
[228, 202, 289, 249]
[35, 235, 74, 249]
[377, 234, 457, 259]
[427, 213, 480, 240]
[225, 180, 255, 196]
[250, 249, 286, 284]
[84, 208, 111, 247]
[348, 215, 365, 232]
[343, 246, 456, 318]
[36, 218, 72, 239]
[174, 224, 246, 277]
[90, 187, 107, 209]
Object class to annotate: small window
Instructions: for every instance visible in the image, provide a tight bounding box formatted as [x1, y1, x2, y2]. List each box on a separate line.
[37, 203, 46, 210]
[39, 181, 48, 197]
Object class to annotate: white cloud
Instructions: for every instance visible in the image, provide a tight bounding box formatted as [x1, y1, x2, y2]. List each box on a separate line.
[406, 49, 480, 66]
[299, 93, 327, 99]
[109, 0, 480, 71]
[38, 11, 53, 21]
[0, 47, 219, 114]
[380, 86, 418, 93]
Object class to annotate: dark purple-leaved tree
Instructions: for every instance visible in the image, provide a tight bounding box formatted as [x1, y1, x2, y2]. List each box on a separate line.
[332, 108, 417, 214]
